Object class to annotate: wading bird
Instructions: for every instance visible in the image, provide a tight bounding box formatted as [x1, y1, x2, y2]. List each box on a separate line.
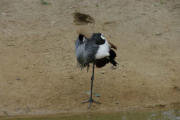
[75, 33, 117, 108]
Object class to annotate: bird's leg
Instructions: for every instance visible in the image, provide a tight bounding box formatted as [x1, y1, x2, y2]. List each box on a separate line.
[87, 64, 89, 72]
[90, 62, 95, 101]
[82, 62, 100, 108]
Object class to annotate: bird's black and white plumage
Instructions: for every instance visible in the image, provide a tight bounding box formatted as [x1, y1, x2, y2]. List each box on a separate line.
[75, 32, 117, 108]
[75, 33, 117, 68]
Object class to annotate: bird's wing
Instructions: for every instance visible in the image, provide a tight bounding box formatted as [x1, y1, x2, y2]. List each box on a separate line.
[108, 41, 117, 50]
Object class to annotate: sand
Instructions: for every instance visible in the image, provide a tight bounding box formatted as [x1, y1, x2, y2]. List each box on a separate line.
[0, 0, 180, 116]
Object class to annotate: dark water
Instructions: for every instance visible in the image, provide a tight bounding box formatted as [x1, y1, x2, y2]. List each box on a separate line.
[1, 110, 180, 120]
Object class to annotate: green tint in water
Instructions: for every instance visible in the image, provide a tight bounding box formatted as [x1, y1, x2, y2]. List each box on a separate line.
[1, 110, 180, 120]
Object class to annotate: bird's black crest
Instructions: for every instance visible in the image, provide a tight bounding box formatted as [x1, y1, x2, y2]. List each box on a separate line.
[78, 34, 84, 41]
[91, 33, 105, 45]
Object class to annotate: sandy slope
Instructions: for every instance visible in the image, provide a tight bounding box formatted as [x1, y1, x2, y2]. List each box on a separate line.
[0, 0, 180, 116]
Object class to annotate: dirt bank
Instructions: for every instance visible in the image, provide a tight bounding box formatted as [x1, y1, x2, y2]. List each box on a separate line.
[0, 0, 180, 116]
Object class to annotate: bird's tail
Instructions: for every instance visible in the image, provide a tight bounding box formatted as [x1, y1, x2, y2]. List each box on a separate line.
[109, 49, 118, 66]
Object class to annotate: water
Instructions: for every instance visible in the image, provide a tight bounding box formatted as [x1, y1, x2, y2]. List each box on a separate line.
[1, 109, 180, 120]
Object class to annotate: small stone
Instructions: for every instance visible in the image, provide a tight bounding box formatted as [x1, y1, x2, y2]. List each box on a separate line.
[94, 93, 100, 97]
[111, 66, 117, 70]
[16, 78, 21, 80]
[154, 32, 162, 36]
[100, 71, 105, 74]
[122, 75, 126, 78]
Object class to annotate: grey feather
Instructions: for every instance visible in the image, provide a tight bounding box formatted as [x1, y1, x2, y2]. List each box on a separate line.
[75, 34, 98, 68]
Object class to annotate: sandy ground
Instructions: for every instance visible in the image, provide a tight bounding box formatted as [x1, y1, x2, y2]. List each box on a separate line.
[0, 0, 180, 116]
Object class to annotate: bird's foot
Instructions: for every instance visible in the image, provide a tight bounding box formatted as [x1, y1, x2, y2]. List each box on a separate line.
[82, 98, 101, 108]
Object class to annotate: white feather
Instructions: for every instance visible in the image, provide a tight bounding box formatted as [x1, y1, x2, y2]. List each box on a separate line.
[95, 40, 110, 59]
[100, 34, 106, 40]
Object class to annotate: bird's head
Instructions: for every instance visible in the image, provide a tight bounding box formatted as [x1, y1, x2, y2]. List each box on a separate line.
[78, 34, 87, 44]
[91, 33, 106, 41]
[78, 34, 85, 42]
[75, 33, 87, 49]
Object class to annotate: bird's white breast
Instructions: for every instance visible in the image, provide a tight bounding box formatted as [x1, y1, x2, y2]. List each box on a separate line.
[95, 40, 110, 59]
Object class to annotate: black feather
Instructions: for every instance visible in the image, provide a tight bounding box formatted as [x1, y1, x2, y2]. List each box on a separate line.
[95, 57, 109, 68]
[109, 49, 118, 66]
[78, 34, 84, 41]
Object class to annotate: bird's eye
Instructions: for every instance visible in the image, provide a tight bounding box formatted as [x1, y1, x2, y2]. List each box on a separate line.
[100, 34, 106, 40]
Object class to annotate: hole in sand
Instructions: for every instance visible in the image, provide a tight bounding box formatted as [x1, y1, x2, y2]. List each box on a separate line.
[73, 12, 95, 25]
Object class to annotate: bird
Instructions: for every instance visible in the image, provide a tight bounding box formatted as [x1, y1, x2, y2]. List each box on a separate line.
[75, 32, 117, 108]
